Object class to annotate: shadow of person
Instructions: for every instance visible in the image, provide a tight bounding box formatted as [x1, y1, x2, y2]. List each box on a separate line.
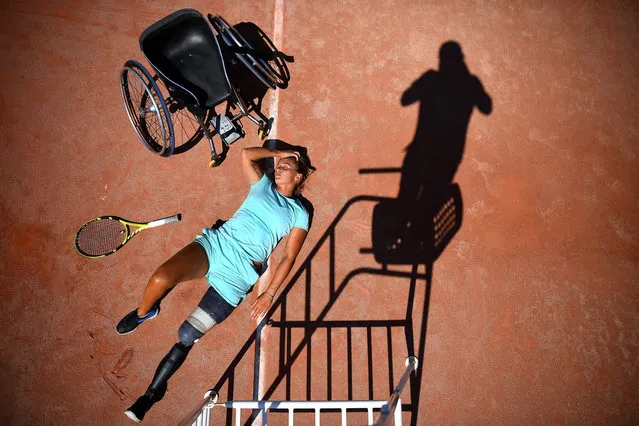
[366, 41, 492, 266]
[399, 41, 492, 204]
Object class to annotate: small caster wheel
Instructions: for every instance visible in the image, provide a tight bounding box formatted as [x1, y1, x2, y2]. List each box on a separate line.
[258, 118, 274, 139]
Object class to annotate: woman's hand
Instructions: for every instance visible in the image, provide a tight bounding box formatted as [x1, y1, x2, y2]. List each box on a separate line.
[250, 292, 273, 321]
[276, 150, 300, 161]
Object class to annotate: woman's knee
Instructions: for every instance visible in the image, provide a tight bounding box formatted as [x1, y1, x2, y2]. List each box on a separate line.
[153, 243, 209, 286]
[149, 265, 177, 290]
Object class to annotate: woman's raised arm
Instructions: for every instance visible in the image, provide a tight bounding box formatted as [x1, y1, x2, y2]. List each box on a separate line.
[240, 147, 300, 185]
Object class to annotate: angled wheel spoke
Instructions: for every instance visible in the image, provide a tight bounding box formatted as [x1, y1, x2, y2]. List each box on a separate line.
[120, 61, 174, 155]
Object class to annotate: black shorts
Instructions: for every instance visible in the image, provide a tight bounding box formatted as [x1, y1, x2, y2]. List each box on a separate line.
[198, 286, 236, 324]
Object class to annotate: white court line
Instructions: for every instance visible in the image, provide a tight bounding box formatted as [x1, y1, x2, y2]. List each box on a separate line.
[256, 0, 285, 419]
[265, 0, 284, 140]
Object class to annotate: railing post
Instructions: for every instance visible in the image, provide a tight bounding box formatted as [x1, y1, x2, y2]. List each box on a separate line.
[374, 356, 418, 426]
[393, 398, 402, 426]
[177, 390, 218, 426]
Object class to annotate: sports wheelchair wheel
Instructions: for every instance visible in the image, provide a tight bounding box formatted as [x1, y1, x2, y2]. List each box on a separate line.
[209, 15, 291, 90]
[168, 104, 212, 155]
[155, 78, 213, 155]
[120, 60, 174, 156]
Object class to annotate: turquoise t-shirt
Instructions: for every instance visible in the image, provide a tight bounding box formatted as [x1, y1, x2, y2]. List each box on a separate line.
[219, 174, 309, 264]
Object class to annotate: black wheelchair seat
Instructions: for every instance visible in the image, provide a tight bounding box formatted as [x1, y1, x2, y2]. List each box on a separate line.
[139, 9, 232, 108]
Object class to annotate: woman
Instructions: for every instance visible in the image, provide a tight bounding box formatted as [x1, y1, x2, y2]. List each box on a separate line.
[118, 146, 314, 422]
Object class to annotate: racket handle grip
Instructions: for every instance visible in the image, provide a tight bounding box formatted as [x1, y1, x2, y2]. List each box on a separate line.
[148, 214, 182, 228]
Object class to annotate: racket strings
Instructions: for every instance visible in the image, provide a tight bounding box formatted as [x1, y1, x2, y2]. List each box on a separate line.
[77, 219, 127, 256]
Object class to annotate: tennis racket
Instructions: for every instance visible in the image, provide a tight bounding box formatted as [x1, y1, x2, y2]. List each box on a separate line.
[75, 213, 182, 258]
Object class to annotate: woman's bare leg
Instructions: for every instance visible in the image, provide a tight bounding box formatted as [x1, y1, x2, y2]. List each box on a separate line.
[138, 242, 208, 315]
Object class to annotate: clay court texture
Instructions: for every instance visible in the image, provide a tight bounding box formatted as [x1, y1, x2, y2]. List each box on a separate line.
[1, 0, 638, 425]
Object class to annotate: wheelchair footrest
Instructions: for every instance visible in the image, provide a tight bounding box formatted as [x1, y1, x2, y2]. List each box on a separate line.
[212, 114, 243, 145]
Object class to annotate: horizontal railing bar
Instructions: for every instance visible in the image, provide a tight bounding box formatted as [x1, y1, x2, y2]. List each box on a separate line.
[254, 407, 383, 414]
[358, 167, 402, 174]
[268, 319, 407, 328]
[215, 400, 387, 410]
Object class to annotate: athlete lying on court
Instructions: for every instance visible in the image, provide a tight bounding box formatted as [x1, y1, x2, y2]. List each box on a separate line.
[117, 145, 314, 422]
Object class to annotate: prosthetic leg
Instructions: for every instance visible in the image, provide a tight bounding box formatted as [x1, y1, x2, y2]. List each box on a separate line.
[124, 343, 192, 422]
[124, 287, 235, 422]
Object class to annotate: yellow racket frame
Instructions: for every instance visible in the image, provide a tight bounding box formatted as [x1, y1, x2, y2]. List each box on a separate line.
[74, 213, 182, 258]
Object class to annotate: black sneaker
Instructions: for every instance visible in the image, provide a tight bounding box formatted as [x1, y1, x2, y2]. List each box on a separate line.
[116, 305, 160, 335]
[124, 395, 153, 423]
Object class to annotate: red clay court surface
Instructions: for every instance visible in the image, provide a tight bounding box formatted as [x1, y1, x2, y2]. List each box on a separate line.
[1, 1, 638, 425]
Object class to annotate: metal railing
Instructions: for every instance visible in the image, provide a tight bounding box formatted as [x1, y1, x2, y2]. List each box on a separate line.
[177, 390, 218, 426]
[198, 398, 393, 426]
[374, 356, 419, 426]
[181, 356, 418, 426]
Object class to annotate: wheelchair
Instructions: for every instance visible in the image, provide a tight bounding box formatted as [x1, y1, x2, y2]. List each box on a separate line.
[119, 9, 292, 167]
